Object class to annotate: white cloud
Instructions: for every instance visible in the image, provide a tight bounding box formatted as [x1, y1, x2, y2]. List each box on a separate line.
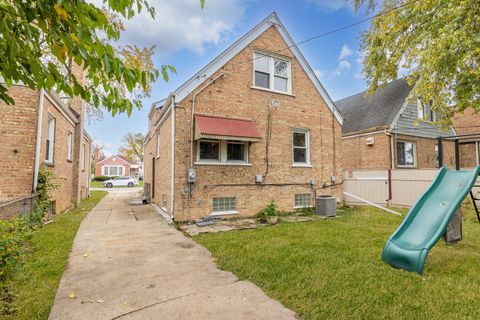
[314, 69, 325, 79]
[330, 69, 341, 77]
[338, 45, 353, 61]
[354, 70, 364, 80]
[339, 60, 351, 70]
[109, 0, 247, 56]
[304, 0, 350, 10]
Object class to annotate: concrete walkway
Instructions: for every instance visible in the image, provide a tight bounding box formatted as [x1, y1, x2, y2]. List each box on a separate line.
[49, 189, 297, 320]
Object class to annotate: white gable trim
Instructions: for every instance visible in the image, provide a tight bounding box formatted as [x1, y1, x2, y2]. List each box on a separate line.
[171, 12, 343, 125]
[96, 155, 132, 166]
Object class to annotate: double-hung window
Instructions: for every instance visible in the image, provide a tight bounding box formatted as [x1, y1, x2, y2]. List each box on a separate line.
[156, 132, 160, 158]
[254, 52, 291, 93]
[396, 141, 416, 167]
[45, 116, 55, 164]
[417, 99, 435, 122]
[292, 130, 310, 165]
[197, 140, 248, 164]
[81, 143, 86, 171]
[67, 131, 73, 161]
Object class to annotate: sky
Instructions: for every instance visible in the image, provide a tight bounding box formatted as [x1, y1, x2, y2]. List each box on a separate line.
[87, 0, 372, 156]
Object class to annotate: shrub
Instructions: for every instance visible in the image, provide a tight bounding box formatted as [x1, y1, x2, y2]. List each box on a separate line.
[257, 200, 279, 222]
[92, 175, 118, 182]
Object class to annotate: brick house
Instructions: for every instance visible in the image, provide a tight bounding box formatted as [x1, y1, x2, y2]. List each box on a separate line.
[0, 77, 92, 216]
[453, 109, 480, 168]
[336, 78, 456, 172]
[143, 13, 344, 222]
[94, 155, 143, 177]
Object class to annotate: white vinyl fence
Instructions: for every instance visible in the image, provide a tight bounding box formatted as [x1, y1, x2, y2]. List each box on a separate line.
[343, 169, 441, 207]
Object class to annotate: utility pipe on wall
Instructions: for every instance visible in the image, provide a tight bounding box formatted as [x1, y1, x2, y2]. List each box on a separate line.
[33, 89, 45, 191]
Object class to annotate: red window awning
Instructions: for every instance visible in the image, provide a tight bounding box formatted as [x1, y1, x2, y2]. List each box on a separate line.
[194, 114, 262, 142]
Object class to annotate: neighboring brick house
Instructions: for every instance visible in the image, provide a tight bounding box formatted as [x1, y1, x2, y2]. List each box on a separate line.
[0, 81, 92, 216]
[94, 155, 135, 177]
[453, 109, 480, 168]
[336, 78, 456, 173]
[144, 13, 344, 222]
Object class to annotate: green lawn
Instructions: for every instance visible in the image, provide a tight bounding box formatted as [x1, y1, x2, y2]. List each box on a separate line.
[90, 180, 144, 188]
[195, 205, 480, 319]
[4, 191, 107, 320]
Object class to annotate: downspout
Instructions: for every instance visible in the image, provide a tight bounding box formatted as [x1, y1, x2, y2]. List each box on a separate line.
[170, 97, 175, 220]
[190, 73, 225, 168]
[33, 89, 45, 191]
[385, 129, 393, 206]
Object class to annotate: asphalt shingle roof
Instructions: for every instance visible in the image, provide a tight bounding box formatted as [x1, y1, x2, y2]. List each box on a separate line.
[335, 78, 413, 135]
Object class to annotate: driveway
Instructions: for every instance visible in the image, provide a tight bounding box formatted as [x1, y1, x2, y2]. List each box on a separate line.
[49, 189, 297, 320]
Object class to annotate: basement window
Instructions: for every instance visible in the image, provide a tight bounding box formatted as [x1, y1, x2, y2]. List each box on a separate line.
[396, 141, 416, 167]
[253, 52, 291, 93]
[294, 194, 312, 209]
[212, 197, 236, 213]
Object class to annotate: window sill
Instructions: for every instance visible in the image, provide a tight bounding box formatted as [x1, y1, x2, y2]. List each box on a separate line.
[250, 86, 295, 97]
[292, 164, 312, 168]
[43, 161, 54, 167]
[396, 165, 417, 169]
[294, 206, 314, 209]
[195, 162, 252, 167]
[210, 210, 239, 216]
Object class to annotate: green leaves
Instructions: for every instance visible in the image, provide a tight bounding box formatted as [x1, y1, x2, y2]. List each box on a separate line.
[357, 0, 480, 126]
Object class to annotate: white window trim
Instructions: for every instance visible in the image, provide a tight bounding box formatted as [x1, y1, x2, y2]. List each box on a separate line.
[196, 140, 249, 165]
[396, 140, 417, 168]
[103, 165, 125, 176]
[417, 99, 436, 123]
[252, 51, 292, 95]
[66, 131, 73, 161]
[292, 129, 310, 166]
[156, 132, 161, 158]
[81, 143, 86, 171]
[45, 115, 55, 164]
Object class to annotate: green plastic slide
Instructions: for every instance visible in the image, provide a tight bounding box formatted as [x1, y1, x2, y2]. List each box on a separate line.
[382, 166, 480, 274]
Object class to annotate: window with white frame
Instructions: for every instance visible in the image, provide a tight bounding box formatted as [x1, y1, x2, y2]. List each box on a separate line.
[104, 166, 108, 175]
[118, 166, 123, 175]
[103, 166, 124, 176]
[295, 194, 312, 208]
[417, 99, 436, 122]
[213, 197, 236, 213]
[396, 141, 416, 167]
[67, 131, 73, 161]
[254, 52, 291, 93]
[45, 116, 55, 163]
[81, 143, 86, 171]
[156, 132, 160, 158]
[197, 140, 248, 164]
[292, 130, 310, 165]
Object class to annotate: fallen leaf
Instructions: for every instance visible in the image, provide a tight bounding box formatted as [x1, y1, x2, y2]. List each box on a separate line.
[97, 299, 104, 303]
[83, 253, 89, 257]
[69, 292, 76, 299]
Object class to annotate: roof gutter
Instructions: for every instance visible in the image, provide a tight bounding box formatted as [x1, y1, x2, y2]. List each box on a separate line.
[33, 89, 45, 191]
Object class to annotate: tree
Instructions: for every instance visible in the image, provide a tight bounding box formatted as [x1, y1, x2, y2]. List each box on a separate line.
[119, 133, 144, 162]
[0, 1, 176, 116]
[354, 0, 480, 125]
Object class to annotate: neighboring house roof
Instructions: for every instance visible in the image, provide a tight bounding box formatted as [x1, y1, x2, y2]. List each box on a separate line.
[95, 155, 132, 166]
[117, 155, 136, 165]
[194, 114, 262, 141]
[152, 12, 343, 125]
[335, 78, 413, 135]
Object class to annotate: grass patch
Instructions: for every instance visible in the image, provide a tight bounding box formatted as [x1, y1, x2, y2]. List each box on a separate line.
[3, 191, 107, 320]
[195, 204, 480, 319]
[90, 180, 143, 188]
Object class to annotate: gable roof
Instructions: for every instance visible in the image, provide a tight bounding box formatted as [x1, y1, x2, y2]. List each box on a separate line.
[95, 155, 132, 166]
[335, 78, 413, 135]
[154, 12, 343, 124]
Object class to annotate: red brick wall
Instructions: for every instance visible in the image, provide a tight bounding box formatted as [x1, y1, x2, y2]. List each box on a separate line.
[453, 109, 480, 167]
[0, 86, 38, 201]
[95, 156, 131, 177]
[342, 131, 391, 172]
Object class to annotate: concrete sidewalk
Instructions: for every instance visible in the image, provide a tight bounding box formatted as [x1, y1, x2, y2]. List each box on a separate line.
[49, 189, 297, 320]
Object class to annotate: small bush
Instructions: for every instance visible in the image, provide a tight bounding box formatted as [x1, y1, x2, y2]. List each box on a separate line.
[92, 175, 118, 182]
[257, 200, 279, 222]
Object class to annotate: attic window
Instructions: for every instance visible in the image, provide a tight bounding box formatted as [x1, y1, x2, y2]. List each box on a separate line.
[253, 52, 291, 93]
[417, 99, 435, 122]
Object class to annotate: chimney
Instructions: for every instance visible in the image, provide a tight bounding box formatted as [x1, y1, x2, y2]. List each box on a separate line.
[69, 61, 85, 116]
[93, 146, 100, 165]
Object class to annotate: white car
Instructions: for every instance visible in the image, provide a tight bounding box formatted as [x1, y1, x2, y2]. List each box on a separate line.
[103, 176, 137, 188]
